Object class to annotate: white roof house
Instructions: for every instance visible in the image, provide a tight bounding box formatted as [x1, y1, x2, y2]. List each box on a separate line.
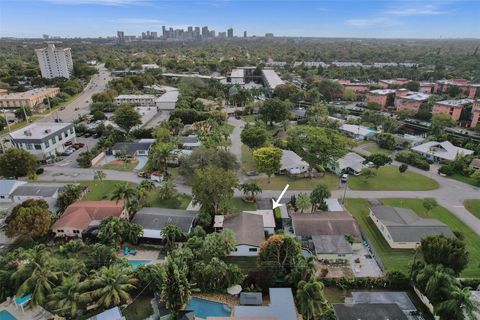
[332, 152, 366, 175]
[0, 180, 27, 203]
[280, 150, 309, 175]
[262, 69, 285, 93]
[340, 124, 376, 140]
[155, 90, 179, 110]
[412, 141, 474, 162]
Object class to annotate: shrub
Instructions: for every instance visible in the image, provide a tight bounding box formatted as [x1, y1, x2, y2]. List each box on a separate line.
[395, 151, 430, 170]
[36, 168, 44, 175]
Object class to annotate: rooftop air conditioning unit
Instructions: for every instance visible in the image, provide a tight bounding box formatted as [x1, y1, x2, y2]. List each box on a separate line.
[24, 130, 32, 136]
[44, 129, 51, 133]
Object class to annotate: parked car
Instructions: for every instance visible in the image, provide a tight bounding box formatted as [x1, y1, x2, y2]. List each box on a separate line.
[365, 162, 375, 168]
[60, 106, 66, 111]
[76, 131, 85, 137]
[137, 171, 151, 179]
[246, 171, 258, 176]
[84, 132, 93, 138]
[61, 147, 75, 156]
[341, 174, 349, 183]
[64, 140, 73, 146]
[73, 142, 85, 148]
[92, 133, 101, 139]
[54, 118, 63, 123]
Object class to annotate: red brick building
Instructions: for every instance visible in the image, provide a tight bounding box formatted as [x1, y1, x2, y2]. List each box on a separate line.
[394, 89, 430, 113]
[365, 89, 396, 109]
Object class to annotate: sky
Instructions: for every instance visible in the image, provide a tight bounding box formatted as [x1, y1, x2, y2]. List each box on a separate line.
[0, 0, 479, 39]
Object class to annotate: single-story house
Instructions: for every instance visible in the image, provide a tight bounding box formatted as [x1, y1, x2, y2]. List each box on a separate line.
[311, 235, 353, 261]
[411, 140, 474, 162]
[233, 288, 297, 320]
[131, 208, 196, 240]
[291, 211, 362, 250]
[469, 158, 480, 170]
[223, 212, 265, 256]
[340, 124, 376, 140]
[351, 292, 416, 313]
[216, 210, 275, 234]
[328, 152, 365, 175]
[280, 149, 309, 175]
[51, 200, 127, 238]
[333, 303, 408, 320]
[393, 134, 425, 148]
[109, 139, 155, 157]
[180, 135, 201, 150]
[0, 180, 27, 203]
[369, 205, 455, 249]
[11, 184, 63, 204]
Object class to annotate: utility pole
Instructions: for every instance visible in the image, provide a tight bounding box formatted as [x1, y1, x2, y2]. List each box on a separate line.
[2, 108, 11, 132]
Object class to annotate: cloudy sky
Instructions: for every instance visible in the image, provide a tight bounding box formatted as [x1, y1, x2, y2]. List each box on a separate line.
[0, 0, 479, 38]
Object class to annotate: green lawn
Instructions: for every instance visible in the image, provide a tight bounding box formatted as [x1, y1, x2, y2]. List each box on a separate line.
[344, 199, 415, 275]
[381, 198, 480, 278]
[464, 200, 480, 219]
[348, 166, 439, 191]
[145, 192, 191, 209]
[363, 145, 391, 155]
[241, 144, 256, 172]
[0, 116, 42, 135]
[241, 115, 256, 123]
[81, 180, 135, 200]
[122, 294, 153, 320]
[227, 197, 256, 213]
[449, 173, 480, 187]
[247, 173, 340, 191]
[102, 160, 139, 172]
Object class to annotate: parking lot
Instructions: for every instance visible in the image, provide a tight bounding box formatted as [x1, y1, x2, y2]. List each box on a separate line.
[49, 136, 97, 168]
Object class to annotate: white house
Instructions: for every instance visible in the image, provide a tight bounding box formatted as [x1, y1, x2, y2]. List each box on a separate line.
[11, 184, 63, 205]
[223, 212, 265, 256]
[131, 208, 196, 240]
[328, 152, 365, 175]
[0, 180, 27, 203]
[9, 122, 76, 160]
[340, 124, 376, 140]
[280, 150, 309, 175]
[411, 141, 474, 162]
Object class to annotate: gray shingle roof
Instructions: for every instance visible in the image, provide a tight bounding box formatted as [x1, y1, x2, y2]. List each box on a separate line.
[223, 212, 265, 247]
[371, 206, 455, 242]
[11, 185, 63, 197]
[312, 235, 353, 254]
[333, 303, 408, 320]
[132, 208, 196, 234]
[111, 142, 153, 154]
[291, 212, 362, 241]
[351, 292, 416, 311]
[0, 180, 20, 195]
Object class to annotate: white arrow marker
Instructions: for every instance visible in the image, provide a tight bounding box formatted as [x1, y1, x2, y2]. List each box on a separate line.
[272, 184, 290, 209]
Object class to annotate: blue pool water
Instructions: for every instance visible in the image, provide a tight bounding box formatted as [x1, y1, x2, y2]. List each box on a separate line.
[0, 310, 17, 320]
[127, 259, 152, 269]
[185, 297, 231, 318]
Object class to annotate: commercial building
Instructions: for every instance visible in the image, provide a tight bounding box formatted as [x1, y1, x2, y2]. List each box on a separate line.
[411, 140, 473, 162]
[155, 90, 179, 110]
[365, 89, 396, 109]
[394, 89, 430, 113]
[35, 43, 73, 79]
[369, 205, 455, 249]
[114, 94, 156, 106]
[227, 28, 233, 38]
[9, 122, 76, 160]
[117, 31, 125, 43]
[262, 69, 285, 95]
[0, 87, 60, 108]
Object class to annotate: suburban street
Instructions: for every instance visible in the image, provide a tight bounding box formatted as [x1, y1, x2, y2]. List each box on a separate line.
[40, 64, 111, 123]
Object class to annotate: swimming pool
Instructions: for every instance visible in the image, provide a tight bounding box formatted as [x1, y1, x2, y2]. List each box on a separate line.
[127, 259, 152, 269]
[0, 310, 17, 320]
[185, 297, 231, 318]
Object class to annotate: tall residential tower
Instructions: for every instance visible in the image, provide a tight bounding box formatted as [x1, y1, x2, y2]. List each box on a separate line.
[35, 43, 73, 79]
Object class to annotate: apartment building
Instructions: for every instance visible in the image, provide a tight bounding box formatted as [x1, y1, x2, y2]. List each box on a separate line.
[365, 89, 396, 109]
[0, 87, 60, 108]
[377, 78, 409, 88]
[394, 89, 430, 113]
[432, 98, 474, 123]
[434, 79, 480, 99]
[9, 122, 76, 160]
[419, 82, 434, 94]
[35, 43, 73, 79]
[262, 69, 285, 96]
[472, 100, 480, 128]
[230, 68, 245, 85]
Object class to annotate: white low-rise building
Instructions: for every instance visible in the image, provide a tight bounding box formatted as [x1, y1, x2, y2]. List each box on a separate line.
[155, 90, 179, 110]
[280, 150, 309, 175]
[262, 69, 285, 95]
[9, 122, 76, 160]
[114, 94, 156, 106]
[340, 124, 377, 140]
[230, 68, 245, 84]
[411, 140, 474, 162]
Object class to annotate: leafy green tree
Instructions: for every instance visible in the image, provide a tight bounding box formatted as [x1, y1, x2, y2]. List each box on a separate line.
[295, 279, 328, 320]
[6, 206, 51, 240]
[376, 133, 396, 150]
[0, 148, 38, 178]
[365, 153, 392, 170]
[56, 184, 86, 213]
[315, 79, 343, 101]
[415, 264, 455, 305]
[286, 255, 317, 287]
[112, 104, 141, 133]
[253, 147, 282, 183]
[310, 183, 331, 212]
[342, 89, 357, 101]
[191, 165, 238, 215]
[296, 193, 311, 214]
[405, 81, 420, 92]
[84, 265, 137, 308]
[258, 234, 301, 277]
[360, 168, 377, 183]
[435, 286, 480, 320]
[366, 102, 382, 110]
[0, 115, 6, 131]
[193, 257, 244, 292]
[86, 243, 118, 268]
[431, 114, 455, 136]
[161, 260, 192, 319]
[179, 147, 239, 180]
[422, 198, 438, 213]
[93, 170, 106, 185]
[470, 170, 480, 184]
[420, 235, 469, 275]
[240, 125, 269, 149]
[76, 151, 94, 168]
[47, 276, 90, 318]
[162, 224, 183, 250]
[98, 216, 143, 247]
[399, 164, 408, 174]
[239, 183, 262, 201]
[201, 229, 236, 260]
[259, 98, 289, 125]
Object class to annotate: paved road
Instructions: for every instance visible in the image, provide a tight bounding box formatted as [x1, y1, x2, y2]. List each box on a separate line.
[40, 64, 112, 123]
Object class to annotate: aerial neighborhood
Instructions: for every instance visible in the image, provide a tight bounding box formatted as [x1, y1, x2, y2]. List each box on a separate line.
[0, 4, 480, 320]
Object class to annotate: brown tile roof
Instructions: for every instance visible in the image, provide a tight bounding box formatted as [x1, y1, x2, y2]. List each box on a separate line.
[223, 212, 265, 247]
[52, 200, 125, 231]
[291, 211, 362, 241]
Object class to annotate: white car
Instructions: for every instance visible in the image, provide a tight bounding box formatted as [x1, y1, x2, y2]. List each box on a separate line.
[341, 174, 349, 183]
[366, 162, 375, 168]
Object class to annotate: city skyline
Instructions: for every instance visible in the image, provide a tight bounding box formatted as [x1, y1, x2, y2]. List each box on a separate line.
[1, 0, 480, 39]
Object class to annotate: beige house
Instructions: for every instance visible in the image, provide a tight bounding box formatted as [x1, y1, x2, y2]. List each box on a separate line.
[369, 205, 455, 249]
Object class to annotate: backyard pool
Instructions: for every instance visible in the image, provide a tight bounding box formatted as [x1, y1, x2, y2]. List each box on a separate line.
[127, 259, 152, 269]
[0, 310, 17, 320]
[185, 297, 231, 318]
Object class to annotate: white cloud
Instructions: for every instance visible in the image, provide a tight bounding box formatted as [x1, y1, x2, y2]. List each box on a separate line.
[346, 18, 389, 27]
[385, 5, 445, 16]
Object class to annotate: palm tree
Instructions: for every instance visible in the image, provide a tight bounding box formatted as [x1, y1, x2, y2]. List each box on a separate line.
[239, 183, 262, 202]
[110, 183, 137, 214]
[162, 225, 183, 250]
[158, 180, 178, 200]
[415, 264, 455, 305]
[161, 260, 191, 319]
[11, 247, 60, 306]
[295, 279, 328, 320]
[435, 286, 480, 320]
[93, 170, 106, 185]
[139, 180, 155, 191]
[84, 265, 136, 308]
[48, 276, 90, 318]
[286, 255, 317, 287]
[296, 193, 311, 214]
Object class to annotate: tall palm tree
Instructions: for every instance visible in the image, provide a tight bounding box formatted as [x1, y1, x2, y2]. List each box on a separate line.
[162, 225, 183, 250]
[110, 183, 137, 214]
[84, 265, 136, 308]
[415, 264, 455, 305]
[295, 279, 328, 320]
[435, 286, 480, 320]
[48, 276, 90, 318]
[11, 247, 60, 306]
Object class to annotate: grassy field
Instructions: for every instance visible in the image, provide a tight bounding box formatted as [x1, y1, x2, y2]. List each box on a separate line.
[450, 173, 480, 187]
[348, 166, 439, 191]
[464, 200, 480, 219]
[81, 180, 135, 200]
[363, 145, 392, 155]
[145, 192, 191, 209]
[227, 197, 256, 213]
[344, 199, 415, 274]
[241, 144, 256, 172]
[381, 198, 480, 278]
[247, 174, 340, 191]
[102, 160, 139, 172]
